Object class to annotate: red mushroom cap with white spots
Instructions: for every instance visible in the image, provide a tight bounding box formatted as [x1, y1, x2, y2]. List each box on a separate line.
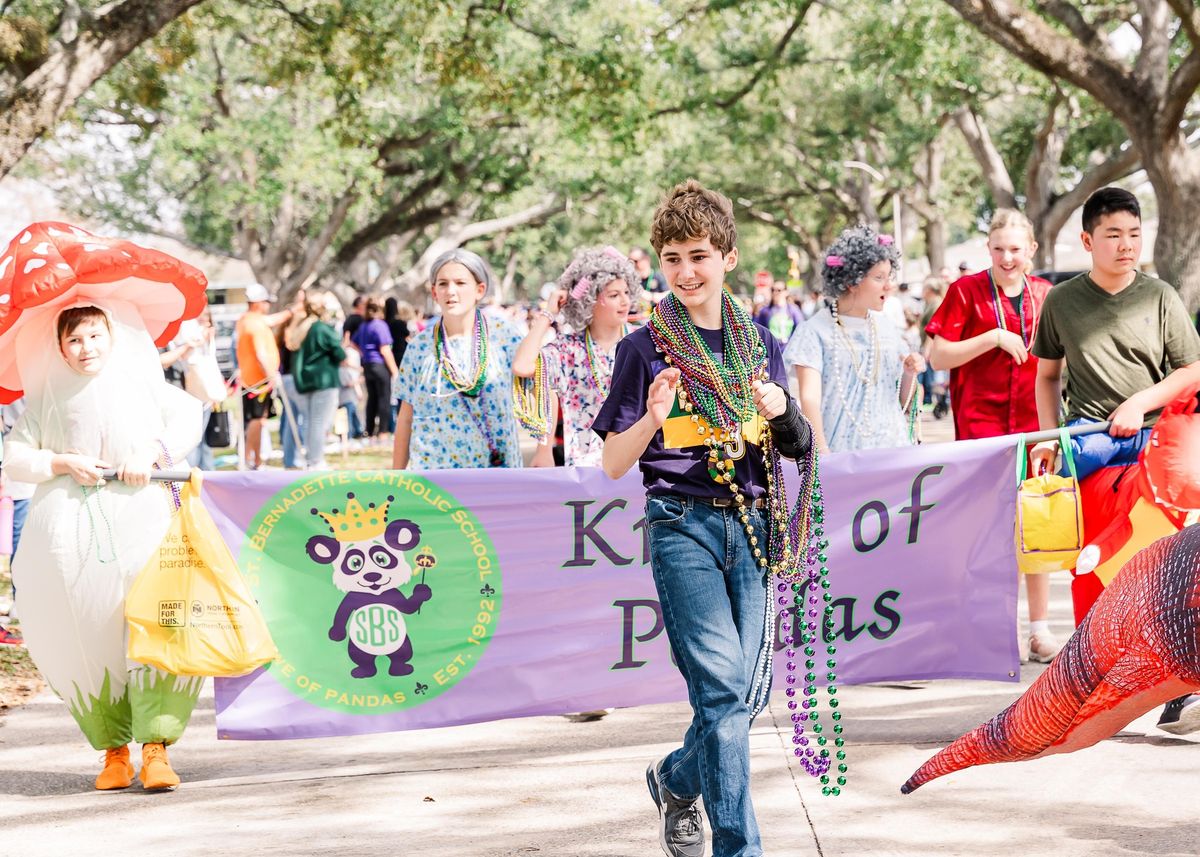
[0, 222, 208, 403]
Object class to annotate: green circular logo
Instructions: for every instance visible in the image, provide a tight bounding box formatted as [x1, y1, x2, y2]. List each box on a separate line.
[239, 472, 502, 714]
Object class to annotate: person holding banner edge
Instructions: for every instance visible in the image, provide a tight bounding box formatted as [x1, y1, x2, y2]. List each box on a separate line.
[5, 304, 204, 791]
[1028, 187, 1200, 732]
[594, 180, 813, 857]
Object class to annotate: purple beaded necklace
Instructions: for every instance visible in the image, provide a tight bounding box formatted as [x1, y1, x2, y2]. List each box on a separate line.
[650, 292, 847, 794]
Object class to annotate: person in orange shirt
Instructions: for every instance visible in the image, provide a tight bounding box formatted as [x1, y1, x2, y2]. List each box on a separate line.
[236, 283, 288, 469]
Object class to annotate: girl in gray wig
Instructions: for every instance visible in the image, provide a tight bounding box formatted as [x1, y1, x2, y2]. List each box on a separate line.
[392, 246, 524, 470]
[782, 224, 925, 454]
[553, 246, 643, 331]
[820, 224, 901, 302]
[513, 245, 641, 469]
[428, 248, 495, 294]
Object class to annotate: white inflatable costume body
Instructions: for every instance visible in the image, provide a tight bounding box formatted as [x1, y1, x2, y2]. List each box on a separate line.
[0, 222, 209, 752]
[4, 304, 202, 748]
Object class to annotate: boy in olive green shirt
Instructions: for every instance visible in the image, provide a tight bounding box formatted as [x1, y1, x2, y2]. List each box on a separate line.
[1030, 186, 1200, 730]
[1031, 187, 1200, 479]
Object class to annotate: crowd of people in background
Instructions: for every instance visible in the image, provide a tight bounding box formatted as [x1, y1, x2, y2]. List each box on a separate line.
[2, 181, 1198, 849]
[6, 185, 1199, 687]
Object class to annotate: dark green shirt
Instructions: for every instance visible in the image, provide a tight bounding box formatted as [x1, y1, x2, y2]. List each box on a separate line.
[293, 321, 346, 394]
[1031, 271, 1200, 422]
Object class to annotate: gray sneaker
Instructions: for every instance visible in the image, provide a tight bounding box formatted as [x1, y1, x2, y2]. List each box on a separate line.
[1157, 694, 1200, 735]
[646, 758, 704, 857]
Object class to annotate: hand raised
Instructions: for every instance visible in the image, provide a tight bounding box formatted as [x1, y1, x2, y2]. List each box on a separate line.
[646, 368, 681, 427]
[544, 289, 569, 316]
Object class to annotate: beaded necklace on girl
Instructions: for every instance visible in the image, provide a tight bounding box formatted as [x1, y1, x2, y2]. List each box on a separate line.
[511, 325, 625, 440]
[986, 270, 1036, 347]
[827, 298, 896, 447]
[434, 309, 489, 396]
[434, 309, 504, 467]
[648, 291, 848, 794]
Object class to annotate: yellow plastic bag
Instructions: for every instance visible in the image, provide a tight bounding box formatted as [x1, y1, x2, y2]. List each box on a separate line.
[1014, 428, 1084, 574]
[126, 470, 278, 675]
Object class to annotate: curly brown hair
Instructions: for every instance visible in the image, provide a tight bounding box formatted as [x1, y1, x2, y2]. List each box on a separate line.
[650, 179, 737, 256]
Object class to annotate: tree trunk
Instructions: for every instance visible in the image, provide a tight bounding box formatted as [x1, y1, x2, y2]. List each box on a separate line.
[1141, 137, 1200, 312]
[0, 0, 206, 178]
[498, 247, 519, 303]
[952, 106, 1018, 209]
[388, 195, 568, 301]
[918, 135, 947, 274]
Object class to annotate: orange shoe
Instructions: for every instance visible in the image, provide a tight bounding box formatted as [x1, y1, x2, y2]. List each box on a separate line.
[95, 745, 135, 790]
[138, 742, 180, 791]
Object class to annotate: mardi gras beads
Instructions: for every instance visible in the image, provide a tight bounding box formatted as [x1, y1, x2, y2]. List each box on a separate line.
[434, 309, 489, 397]
[584, 328, 613, 398]
[649, 292, 764, 430]
[765, 421, 845, 795]
[512, 353, 552, 440]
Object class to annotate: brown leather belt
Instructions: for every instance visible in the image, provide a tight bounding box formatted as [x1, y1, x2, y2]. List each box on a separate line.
[697, 495, 766, 509]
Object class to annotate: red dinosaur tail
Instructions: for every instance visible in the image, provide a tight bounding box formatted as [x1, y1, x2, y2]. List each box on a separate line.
[903, 526, 1200, 793]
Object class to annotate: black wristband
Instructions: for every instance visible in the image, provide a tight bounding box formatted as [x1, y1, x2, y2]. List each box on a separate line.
[767, 388, 813, 460]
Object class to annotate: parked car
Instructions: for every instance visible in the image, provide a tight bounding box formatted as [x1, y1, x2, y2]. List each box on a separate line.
[1033, 269, 1086, 286]
[207, 302, 245, 380]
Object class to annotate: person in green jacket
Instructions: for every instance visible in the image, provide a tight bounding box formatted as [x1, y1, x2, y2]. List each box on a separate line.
[284, 290, 346, 470]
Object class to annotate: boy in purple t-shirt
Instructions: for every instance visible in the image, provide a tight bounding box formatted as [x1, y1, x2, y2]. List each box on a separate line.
[593, 181, 811, 857]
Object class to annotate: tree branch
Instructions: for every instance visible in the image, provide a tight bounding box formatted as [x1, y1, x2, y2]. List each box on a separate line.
[0, 0, 206, 179]
[952, 105, 1018, 208]
[942, 0, 1141, 128]
[284, 184, 358, 293]
[1132, 0, 1172, 102]
[1163, 48, 1200, 134]
[652, 1, 813, 117]
[1165, 0, 1200, 46]
[453, 194, 568, 245]
[334, 169, 454, 264]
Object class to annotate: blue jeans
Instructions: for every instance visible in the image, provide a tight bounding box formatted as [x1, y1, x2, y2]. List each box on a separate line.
[298, 387, 339, 468]
[342, 401, 364, 439]
[645, 495, 772, 857]
[187, 405, 215, 470]
[280, 374, 306, 468]
[10, 497, 28, 558]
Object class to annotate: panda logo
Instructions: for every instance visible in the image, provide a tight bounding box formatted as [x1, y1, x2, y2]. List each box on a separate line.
[306, 493, 432, 679]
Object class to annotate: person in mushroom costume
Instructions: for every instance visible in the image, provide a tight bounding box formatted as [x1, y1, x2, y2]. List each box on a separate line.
[0, 222, 207, 791]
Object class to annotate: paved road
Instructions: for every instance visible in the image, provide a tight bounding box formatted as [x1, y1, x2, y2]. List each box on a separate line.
[7, 405, 1197, 855]
[4, 570, 1198, 857]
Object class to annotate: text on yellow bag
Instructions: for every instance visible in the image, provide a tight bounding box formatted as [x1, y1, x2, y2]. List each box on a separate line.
[126, 470, 278, 676]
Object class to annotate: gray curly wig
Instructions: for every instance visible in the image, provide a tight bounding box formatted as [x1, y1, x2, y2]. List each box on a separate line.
[557, 246, 643, 331]
[820, 224, 901, 299]
[429, 248, 495, 295]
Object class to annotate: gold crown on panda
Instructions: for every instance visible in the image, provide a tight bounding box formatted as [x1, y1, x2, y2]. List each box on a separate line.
[312, 493, 394, 541]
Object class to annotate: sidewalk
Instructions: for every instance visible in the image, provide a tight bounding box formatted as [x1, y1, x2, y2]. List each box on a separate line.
[2, 571, 1198, 856]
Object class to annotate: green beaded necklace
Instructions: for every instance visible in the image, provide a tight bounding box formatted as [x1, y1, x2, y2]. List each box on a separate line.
[649, 290, 847, 794]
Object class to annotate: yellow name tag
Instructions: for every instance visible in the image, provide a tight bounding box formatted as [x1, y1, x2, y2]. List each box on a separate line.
[660, 392, 763, 450]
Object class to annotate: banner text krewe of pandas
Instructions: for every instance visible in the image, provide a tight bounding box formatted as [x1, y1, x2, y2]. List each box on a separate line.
[204, 437, 1020, 740]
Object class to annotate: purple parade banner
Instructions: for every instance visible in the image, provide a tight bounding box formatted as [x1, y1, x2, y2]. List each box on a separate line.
[206, 436, 1020, 740]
